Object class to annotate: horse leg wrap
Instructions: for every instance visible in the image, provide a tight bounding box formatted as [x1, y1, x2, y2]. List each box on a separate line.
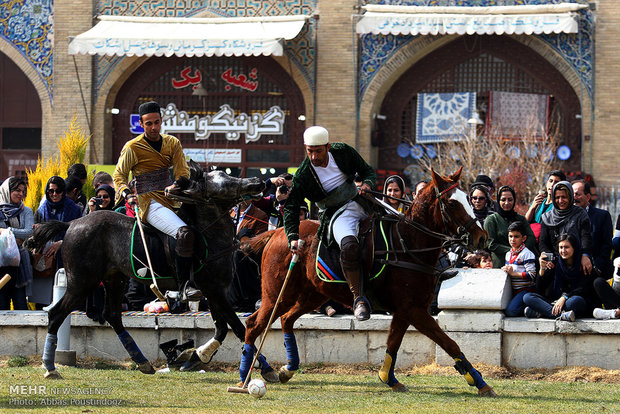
[239, 343, 256, 382]
[196, 338, 221, 363]
[42, 333, 58, 372]
[256, 352, 273, 375]
[118, 330, 148, 365]
[379, 350, 399, 387]
[453, 354, 487, 389]
[283, 333, 300, 371]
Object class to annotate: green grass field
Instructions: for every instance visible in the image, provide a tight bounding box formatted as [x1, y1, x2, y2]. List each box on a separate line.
[1, 364, 619, 413]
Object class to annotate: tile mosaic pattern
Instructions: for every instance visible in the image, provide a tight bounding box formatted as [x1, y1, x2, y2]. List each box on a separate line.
[358, 0, 594, 102]
[94, 0, 316, 98]
[0, 0, 53, 100]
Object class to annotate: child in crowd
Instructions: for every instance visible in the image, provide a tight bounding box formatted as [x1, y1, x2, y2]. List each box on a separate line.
[465, 249, 493, 269]
[501, 222, 537, 317]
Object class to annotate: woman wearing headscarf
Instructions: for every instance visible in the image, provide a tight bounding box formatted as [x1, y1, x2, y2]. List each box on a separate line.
[484, 185, 538, 268]
[31, 176, 82, 308]
[0, 177, 34, 309]
[382, 175, 408, 213]
[523, 234, 596, 320]
[86, 183, 116, 213]
[469, 184, 493, 228]
[539, 181, 593, 275]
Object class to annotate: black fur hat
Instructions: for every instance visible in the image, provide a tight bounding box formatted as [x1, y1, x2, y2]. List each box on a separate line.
[139, 101, 161, 117]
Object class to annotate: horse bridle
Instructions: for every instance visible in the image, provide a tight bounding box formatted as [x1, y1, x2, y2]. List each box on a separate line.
[375, 182, 477, 274]
[434, 183, 478, 244]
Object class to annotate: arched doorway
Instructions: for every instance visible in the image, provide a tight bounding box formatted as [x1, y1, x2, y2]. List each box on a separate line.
[112, 55, 306, 178]
[0, 51, 42, 179]
[378, 35, 582, 173]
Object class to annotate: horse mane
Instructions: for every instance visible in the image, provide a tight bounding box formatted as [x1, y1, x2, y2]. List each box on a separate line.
[24, 220, 70, 251]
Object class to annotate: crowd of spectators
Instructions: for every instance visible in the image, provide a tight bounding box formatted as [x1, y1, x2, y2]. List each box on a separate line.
[2, 163, 620, 323]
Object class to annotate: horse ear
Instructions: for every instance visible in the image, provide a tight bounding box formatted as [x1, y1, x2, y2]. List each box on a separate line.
[187, 159, 202, 181]
[430, 167, 444, 188]
[448, 166, 463, 182]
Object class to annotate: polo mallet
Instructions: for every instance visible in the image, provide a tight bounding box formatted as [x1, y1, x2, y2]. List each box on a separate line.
[0, 274, 11, 290]
[133, 205, 166, 302]
[227, 239, 305, 394]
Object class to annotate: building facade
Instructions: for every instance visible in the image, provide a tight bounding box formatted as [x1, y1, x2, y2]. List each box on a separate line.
[1, 0, 615, 187]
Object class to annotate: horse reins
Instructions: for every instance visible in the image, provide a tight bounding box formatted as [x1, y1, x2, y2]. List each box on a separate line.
[364, 189, 412, 206]
[371, 182, 475, 274]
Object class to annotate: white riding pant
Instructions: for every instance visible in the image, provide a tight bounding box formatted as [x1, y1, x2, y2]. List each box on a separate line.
[331, 200, 368, 247]
[145, 200, 186, 238]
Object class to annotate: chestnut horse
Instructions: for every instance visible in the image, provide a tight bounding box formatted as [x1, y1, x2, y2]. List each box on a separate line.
[239, 167, 497, 396]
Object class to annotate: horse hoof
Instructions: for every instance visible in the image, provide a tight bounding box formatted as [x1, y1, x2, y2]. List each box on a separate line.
[478, 385, 498, 398]
[197, 338, 221, 363]
[391, 383, 409, 393]
[44, 369, 62, 380]
[179, 353, 203, 372]
[137, 362, 155, 374]
[278, 366, 295, 384]
[261, 368, 280, 383]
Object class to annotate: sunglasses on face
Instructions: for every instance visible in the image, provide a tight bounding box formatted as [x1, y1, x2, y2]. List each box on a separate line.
[471, 196, 486, 201]
[98, 194, 110, 199]
[48, 189, 63, 195]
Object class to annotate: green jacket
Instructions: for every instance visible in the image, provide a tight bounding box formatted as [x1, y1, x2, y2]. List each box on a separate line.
[284, 142, 376, 245]
[483, 212, 539, 268]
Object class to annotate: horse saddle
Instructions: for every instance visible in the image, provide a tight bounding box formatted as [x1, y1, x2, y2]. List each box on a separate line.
[130, 220, 207, 281]
[315, 216, 393, 284]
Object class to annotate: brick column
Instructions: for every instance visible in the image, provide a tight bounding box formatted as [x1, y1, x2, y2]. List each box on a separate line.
[47, 0, 94, 163]
[315, 0, 362, 156]
[593, 0, 620, 185]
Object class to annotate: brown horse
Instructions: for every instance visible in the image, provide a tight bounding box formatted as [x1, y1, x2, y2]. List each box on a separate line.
[238, 167, 497, 396]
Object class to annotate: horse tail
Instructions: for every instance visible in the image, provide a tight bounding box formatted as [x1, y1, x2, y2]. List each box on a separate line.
[240, 229, 277, 261]
[24, 221, 70, 251]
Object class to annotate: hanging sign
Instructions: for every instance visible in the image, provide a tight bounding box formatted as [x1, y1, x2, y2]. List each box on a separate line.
[130, 103, 285, 143]
[130, 114, 144, 134]
[183, 148, 242, 163]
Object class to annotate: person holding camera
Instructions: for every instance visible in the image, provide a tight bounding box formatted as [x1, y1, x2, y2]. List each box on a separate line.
[87, 184, 116, 213]
[539, 181, 593, 276]
[252, 177, 291, 230]
[523, 233, 596, 321]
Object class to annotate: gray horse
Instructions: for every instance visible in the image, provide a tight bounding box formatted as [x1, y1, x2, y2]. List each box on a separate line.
[26, 162, 264, 378]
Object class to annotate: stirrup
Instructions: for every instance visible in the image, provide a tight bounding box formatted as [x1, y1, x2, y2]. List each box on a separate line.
[180, 281, 203, 303]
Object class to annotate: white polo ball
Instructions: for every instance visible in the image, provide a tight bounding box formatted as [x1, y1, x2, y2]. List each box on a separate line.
[247, 378, 266, 398]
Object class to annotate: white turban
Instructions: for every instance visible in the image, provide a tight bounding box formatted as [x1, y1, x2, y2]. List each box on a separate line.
[303, 126, 329, 146]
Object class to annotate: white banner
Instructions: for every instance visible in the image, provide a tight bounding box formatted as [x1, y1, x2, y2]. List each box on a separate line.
[357, 12, 580, 36]
[183, 148, 242, 164]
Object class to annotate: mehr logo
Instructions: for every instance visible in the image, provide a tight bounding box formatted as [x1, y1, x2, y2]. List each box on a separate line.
[9, 385, 47, 395]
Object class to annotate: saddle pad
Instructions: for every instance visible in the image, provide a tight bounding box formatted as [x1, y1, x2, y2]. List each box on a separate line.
[130, 221, 209, 280]
[315, 219, 390, 283]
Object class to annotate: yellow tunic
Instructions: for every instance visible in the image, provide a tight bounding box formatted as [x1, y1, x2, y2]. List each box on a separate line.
[113, 133, 189, 221]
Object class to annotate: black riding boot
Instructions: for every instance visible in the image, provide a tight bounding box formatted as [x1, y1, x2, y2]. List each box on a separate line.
[340, 236, 371, 321]
[176, 226, 202, 302]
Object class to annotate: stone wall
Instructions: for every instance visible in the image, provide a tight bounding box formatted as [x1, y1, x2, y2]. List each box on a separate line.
[2, 310, 619, 370]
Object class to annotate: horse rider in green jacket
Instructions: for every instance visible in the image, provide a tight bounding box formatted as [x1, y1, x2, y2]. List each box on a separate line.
[284, 126, 377, 320]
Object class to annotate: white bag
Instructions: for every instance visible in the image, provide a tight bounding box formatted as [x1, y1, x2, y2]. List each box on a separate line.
[0, 228, 21, 267]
